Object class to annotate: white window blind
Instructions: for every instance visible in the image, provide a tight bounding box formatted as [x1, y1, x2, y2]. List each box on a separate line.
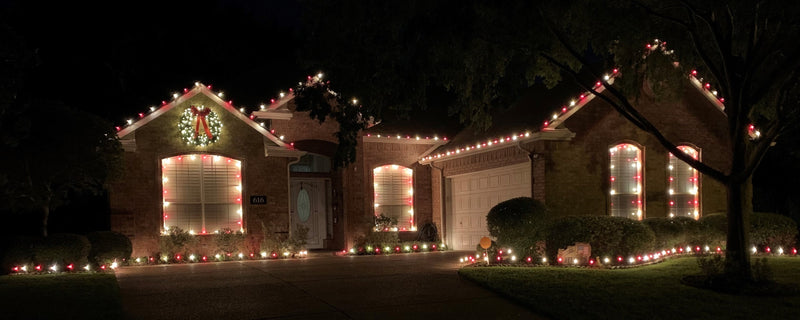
[162, 154, 243, 234]
[373, 165, 414, 231]
[668, 146, 700, 219]
[609, 144, 643, 220]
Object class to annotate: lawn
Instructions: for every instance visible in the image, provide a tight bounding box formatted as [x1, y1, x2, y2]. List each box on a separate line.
[0, 273, 124, 319]
[459, 256, 800, 319]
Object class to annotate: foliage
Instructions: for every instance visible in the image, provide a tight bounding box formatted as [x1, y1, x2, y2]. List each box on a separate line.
[750, 212, 798, 250]
[415, 222, 440, 242]
[698, 214, 728, 247]
[486, 197, 551, 257]
[86, 231, 132, 265]
[260, 221, 290, 255]
[213, 228, 245, 255]
[159, 227, 197, 257]
[0, 236, 37, 275]
[374, 214, 398, 231]
[178, 106, 222, 146]
[33, 233, 91, 267]
[544, 216, 655, 259]
[697, 255, 725, 278]
[752, 258, 774, 284]
[287, 223, 310, 253]
[643, 217, 700, 249]
[356, 230, 400, 249]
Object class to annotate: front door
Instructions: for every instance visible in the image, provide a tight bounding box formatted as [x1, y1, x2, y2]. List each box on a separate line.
[290, 178, 328, 249]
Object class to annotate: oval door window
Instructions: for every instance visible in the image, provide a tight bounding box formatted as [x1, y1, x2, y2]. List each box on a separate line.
[297, 189, 310, 222]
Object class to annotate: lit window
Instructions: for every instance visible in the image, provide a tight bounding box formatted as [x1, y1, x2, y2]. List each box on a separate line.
[161, 154, 243, 234]
[373, 165, 414, 231]
[609, 143, 643, 220]
[668, 146, 700, 219]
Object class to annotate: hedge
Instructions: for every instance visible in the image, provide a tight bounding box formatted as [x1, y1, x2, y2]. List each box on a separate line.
[33, 233, 91, 267]
[87, 231, 132, 264]
[643, 217, 700, 249]
[486, 197, 551, 257]
[544, 216, 655, 259]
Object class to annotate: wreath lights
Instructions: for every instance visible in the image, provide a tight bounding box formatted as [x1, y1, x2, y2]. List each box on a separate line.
[179, 105, 222, 146]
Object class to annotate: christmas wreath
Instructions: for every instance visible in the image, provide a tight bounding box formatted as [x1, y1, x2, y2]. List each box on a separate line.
[179, 105, 222, 146]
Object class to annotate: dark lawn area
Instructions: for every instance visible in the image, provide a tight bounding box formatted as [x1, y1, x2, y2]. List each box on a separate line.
[0, 273, 123, 320]
[459, 256, 800, 320]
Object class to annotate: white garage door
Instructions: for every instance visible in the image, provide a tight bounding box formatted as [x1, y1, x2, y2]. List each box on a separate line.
[450, 162, 531, 250]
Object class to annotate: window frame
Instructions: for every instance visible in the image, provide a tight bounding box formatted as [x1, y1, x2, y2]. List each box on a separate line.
[667, 145, 701, 220]
[372, 164, 416, 232]
[608, 142, 645, 220]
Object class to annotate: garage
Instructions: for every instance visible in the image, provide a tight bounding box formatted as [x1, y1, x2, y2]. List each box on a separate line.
[447, 162, 531, 250]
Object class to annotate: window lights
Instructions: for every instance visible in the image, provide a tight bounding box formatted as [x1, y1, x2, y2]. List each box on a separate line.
[668, 146, 700, 219]
[609, 144, 643, 220]
[161, 154, 243, 234]
[373, 165, 415, 231]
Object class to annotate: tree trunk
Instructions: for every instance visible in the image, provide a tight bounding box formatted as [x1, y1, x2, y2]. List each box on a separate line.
[724, 180, 752, 281]
[41, 205, 49, 237]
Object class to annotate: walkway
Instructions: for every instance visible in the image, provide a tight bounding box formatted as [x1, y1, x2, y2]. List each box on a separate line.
[115, 250, 543, 319]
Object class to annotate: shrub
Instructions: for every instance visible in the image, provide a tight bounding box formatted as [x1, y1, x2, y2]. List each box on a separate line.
[415, 222, 440, 242]
[260, 221, 289, 255]
[214, 228, 245, 255]
[159, 227, 196, 257]
[699, 212, 797, 249]
[0, 236, 38, 274]
[86, 231, 132, 265]
[34, 233, 91, 266]
[486, 197, 550, 256]
[544, 216, 654, 260]
[750, 212, 798, 249]
[287, 223, 310, 253]
[697, 254, 725, 278]
[358, 230, 400, 249]
[644, 217, 699, 249]
[698, 214, 727, 247]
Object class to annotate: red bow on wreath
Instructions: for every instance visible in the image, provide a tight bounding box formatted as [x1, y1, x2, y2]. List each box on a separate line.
[190, 106, 213, 140]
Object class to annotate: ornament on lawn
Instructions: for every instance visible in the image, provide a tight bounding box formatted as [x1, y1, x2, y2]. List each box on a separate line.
[179, 105, 222, 146]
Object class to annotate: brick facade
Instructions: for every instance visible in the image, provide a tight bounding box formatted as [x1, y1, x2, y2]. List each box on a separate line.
[110, 90, 299, 256]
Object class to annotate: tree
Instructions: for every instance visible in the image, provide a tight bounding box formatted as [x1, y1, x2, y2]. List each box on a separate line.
[297, 0, 799, 282]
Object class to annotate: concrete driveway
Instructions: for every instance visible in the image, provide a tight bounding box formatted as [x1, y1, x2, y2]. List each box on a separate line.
[115, 250, 543, 319]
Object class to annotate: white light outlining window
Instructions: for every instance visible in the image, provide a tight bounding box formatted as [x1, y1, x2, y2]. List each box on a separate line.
[373, 165, 415, 231]
[609, 143, 643, 220]
[668, 146, 700, 219]
[161, 154, 243, 234]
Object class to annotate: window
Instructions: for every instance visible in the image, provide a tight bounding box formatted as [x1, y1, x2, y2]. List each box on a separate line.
[609, 143, 643, 220]
[668, 146, 700, 219]
[373, 165, 415, 231]
[161, 154, 243, 234]
[290, 154, 331, 173]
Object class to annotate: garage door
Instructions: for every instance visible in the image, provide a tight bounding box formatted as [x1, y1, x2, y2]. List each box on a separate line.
[450, 162, 531, 250]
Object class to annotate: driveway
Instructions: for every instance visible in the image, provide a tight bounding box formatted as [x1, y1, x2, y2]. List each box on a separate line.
[115, 250, 543, 319]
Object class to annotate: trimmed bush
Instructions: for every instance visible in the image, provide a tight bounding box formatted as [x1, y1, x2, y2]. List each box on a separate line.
[0, 236, 38, 274]
[86, 231, 132, 265]
[750, 212, 798, 249]
[33, 233, 91, 266]
[214, 228, 245, 255]
[545, 216, 654, 260]
[643, 217, 700, 249]
[159, 227, 197, 257]
[698, 212, 797, 249]
[486, 197, 551, 256]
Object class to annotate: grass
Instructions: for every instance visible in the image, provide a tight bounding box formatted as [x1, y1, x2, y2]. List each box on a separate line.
[459, 256, 800, 320]
[0, 272, 124, 319]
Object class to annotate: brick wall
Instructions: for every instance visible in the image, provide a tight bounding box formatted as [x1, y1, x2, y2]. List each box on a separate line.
[110, 93, 295, 256]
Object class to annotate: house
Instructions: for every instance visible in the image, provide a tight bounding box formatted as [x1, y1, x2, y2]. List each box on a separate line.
[110, 70, 730, 255]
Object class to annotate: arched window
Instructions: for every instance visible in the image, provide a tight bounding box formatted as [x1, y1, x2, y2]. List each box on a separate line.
[161, 154, 243, 234]
[668, 146, 700, 219]
[609, 143, 643, 220]
[373, 165, 414, 231]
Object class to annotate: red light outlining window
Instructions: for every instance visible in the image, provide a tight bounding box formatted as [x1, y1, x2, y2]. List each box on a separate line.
[373, 165, 415, 231]
[609, 143, 643, 220]
[668, 146, 700, 219]
[161, 154, 243, 234]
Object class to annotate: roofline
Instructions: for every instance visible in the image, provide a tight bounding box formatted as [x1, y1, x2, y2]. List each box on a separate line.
[419, 129, 575, 164]
[117, 84, 291, 149]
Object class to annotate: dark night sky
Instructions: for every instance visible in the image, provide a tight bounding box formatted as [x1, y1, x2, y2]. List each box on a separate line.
[4, 0, 306, 125]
